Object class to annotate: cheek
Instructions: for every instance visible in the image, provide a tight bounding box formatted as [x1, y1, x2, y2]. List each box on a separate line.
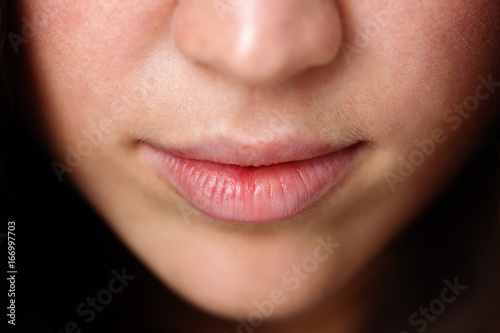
[25, 0, 176, 63]
[22, 0, 176, 99]
[20, 0, 178, 149]
[348, 0, 500, 145]
[320, 0, 500, 211]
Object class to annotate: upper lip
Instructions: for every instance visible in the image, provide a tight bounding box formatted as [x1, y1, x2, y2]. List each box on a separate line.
[142, 137, 361, 167]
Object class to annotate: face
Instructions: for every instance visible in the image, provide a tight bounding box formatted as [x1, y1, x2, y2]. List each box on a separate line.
[16, 0, 500, 321]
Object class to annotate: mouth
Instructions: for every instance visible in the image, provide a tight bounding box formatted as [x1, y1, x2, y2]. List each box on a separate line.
[140, 141, 366, 223]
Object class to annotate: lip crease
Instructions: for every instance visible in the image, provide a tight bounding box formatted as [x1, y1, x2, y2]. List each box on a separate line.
[141, 141, 365, 223]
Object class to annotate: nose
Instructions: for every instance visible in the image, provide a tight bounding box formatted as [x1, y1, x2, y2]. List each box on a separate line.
[173, 0, 343, 86]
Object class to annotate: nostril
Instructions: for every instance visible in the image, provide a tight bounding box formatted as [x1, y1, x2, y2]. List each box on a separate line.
[174, 0, 343, 86]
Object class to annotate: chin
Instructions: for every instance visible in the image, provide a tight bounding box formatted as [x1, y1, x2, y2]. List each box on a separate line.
[139, 221, 349, 321]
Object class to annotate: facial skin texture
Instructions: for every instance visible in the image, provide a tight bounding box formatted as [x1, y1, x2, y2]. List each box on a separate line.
[16, 0, 500, 331]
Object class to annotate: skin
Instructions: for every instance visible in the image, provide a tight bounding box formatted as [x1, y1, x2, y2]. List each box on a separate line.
[13, 0, 500, 331]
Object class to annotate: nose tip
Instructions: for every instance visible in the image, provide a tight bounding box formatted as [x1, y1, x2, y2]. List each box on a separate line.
[173, 0, 343, 85]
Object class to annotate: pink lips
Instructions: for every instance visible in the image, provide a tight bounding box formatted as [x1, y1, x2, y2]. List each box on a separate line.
[142, 143, 363, 223]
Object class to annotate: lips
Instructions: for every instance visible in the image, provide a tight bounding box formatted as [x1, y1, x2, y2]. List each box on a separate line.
[141, 142, 364, 223]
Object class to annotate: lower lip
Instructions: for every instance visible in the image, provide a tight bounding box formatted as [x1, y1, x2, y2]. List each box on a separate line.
[143, 144, 364, 223]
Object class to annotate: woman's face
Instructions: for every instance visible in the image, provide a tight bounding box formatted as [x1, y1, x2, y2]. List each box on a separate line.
[17, 0, 499, 320]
